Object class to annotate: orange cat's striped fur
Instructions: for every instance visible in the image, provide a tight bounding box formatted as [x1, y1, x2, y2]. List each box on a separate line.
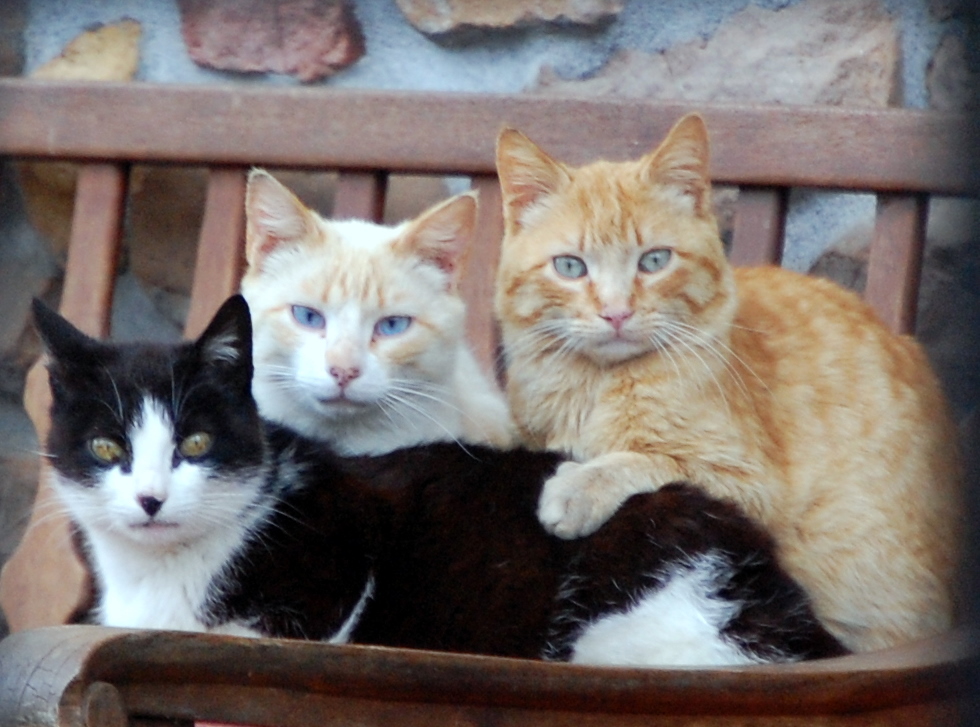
[493, 113, 963, 652]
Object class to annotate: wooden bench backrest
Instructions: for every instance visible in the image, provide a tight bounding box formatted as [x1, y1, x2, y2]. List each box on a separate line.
[1, 78, 978, 631]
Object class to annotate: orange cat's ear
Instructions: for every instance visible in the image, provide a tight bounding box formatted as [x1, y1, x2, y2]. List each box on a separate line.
[245, 169, 315, 268]
[496, 128, 569, 235]
[641, 113, 712, 217]
[397, 190, 478, 289]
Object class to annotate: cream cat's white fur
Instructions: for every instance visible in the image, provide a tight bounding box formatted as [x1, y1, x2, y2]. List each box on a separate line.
[241, 170, 514, 455]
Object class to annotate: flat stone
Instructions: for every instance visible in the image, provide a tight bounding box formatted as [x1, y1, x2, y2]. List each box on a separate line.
[30, 18, 141, 81]
[395, 0, 623, 35]
[177, 0, 365, 82]
[534, 0, 900, 107]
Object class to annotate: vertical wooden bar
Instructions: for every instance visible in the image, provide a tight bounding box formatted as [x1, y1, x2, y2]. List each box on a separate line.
[333, 171, 388, 221]
[0, 162, 128, 633]
[728, 186, 788, 267]
[183, 167, 248, 339]
[864, 193, 928, 335]
[59, 163, 130, 335]
[459, 175, 504, 377]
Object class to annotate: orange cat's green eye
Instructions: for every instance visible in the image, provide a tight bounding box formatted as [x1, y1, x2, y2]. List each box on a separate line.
[554, 255, 587, 279]
[638, 248, 672, 273]
[90, 437, 125, 465]
[179, 432, 213, 459]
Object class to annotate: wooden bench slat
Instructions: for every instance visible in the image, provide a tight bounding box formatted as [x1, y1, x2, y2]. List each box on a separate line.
[60, 162, 129, 337]
[1, 80, 977, 195]
[864, 193, 929, 335]
[333, 171, 388, 221]
[459, 175, 504, 377]
[184, 167, 247, 339]
[728, 186, 788, 266]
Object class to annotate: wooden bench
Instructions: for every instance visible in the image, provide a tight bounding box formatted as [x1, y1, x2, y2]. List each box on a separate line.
[0, 77, 976, 726]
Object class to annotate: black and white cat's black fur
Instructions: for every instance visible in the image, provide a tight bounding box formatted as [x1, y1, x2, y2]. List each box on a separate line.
[36, 296, 846, 666]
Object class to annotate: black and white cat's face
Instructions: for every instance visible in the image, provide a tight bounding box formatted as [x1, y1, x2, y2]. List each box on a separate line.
[35, 296, 269, 551]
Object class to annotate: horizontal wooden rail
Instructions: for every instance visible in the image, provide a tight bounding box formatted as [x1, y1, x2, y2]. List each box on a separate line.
[1, 79, 978, 195]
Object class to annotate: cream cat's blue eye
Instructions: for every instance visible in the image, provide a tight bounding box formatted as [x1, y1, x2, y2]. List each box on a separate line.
[291, 305, 325, 330]
[375, 316, 412, 337]
[638, 248, 672, 273]
[553, 255, 587, 279]
[90, 437, 125, 465]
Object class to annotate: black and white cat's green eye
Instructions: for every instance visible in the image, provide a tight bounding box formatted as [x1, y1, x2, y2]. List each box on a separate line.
[638, 248, 672, 273]
[179, 432, 213, 459]
[90, 437, 125, 465]
[553, 255, 587, 279]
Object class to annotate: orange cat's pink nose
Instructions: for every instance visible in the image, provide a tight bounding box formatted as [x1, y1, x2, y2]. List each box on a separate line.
[330, 365, 361, 388]
[601, 310, 634, 332]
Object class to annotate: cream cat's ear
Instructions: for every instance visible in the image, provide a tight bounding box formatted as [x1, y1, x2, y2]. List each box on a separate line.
[396, 191, 478, 289]
[641, 113, 712, 217]
[245, 169, 315, 268]
[496, 128, 569, 234]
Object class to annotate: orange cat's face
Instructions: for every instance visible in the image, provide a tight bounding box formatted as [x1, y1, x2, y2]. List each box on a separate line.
[495, 114, 736, 367]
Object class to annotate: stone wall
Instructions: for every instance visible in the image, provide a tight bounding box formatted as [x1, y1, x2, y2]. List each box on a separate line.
[0, 0, 977, 636]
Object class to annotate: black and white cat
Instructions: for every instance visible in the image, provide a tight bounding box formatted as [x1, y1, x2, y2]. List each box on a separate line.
[36, 295, 846, 666]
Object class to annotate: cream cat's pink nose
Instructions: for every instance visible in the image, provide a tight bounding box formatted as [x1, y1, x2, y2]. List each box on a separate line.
[330, 365, 361, 388]
[601, 310, 634, 332]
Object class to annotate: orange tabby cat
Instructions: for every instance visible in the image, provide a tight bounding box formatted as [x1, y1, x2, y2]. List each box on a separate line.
[493, 113, 963, 652]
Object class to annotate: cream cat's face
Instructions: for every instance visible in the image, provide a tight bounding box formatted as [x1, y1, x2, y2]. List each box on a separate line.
[241, 170, 474, 440]
[494, 114, 736, 368]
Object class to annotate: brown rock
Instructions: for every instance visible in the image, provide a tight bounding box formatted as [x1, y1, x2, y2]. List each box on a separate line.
[534, 0, 900, 107]
[177, 0, 364, 82]
[396, 0, 623, 35]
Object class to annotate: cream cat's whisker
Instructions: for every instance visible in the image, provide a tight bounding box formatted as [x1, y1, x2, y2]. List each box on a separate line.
[381, 390, 474, 454]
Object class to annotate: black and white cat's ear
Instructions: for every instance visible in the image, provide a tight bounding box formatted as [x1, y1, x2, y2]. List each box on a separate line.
[396, 190, 478, 289]
[640, 113, 712, 217]
[496, 128, 570, 235]
[31, 298, 107, 373]
[245, 169, 315, 269]
[195, 295, 253, 389]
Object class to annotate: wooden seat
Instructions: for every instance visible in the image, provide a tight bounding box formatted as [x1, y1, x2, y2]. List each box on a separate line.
[0, 78, 976, 726]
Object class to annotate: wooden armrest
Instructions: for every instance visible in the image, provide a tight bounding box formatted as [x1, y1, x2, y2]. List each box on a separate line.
[0, 626, 973, 727]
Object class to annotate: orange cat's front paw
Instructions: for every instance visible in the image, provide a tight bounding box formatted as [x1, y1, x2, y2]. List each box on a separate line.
[537, 461, 625, 540]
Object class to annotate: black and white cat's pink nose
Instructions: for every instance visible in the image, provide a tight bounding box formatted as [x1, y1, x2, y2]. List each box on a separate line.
[601, 309, 634, 332]
[329, 365, 361, 388]
[138, 495, 164, 517]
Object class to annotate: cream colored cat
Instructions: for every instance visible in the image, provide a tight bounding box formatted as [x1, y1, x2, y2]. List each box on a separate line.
[241, 169, 513, 455]
[493, 114, 963, 652]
